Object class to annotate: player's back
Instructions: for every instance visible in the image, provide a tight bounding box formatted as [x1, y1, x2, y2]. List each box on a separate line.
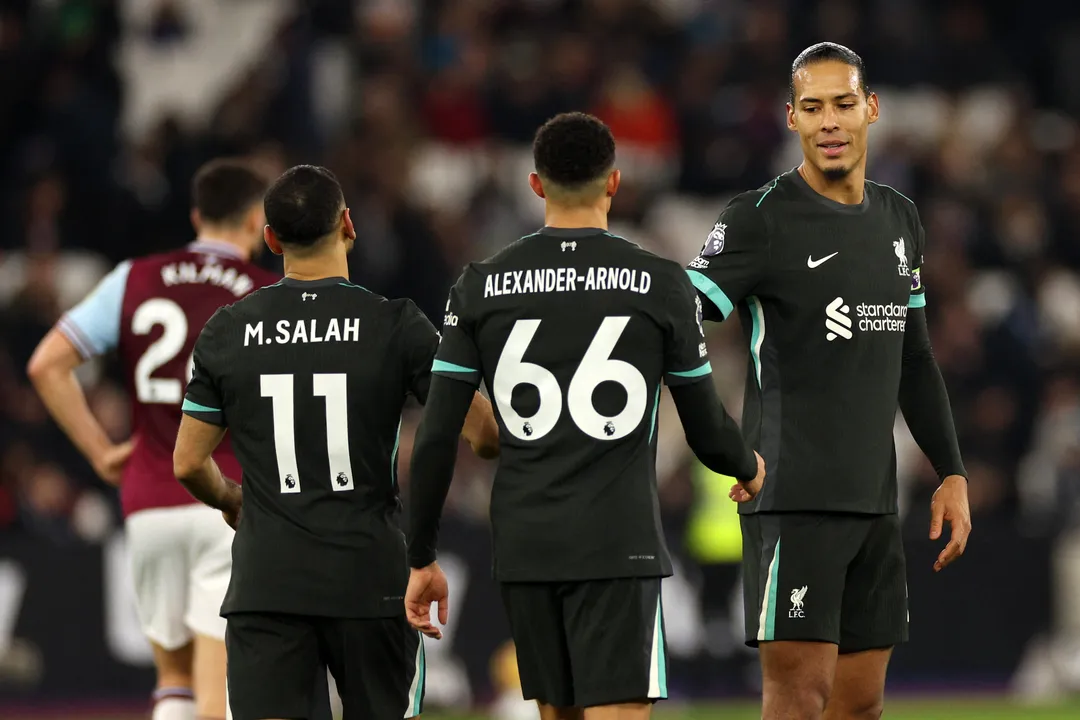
[436, 227, 710, 583]
[60, 241, 278, 517]
[188, 278, 438, 618]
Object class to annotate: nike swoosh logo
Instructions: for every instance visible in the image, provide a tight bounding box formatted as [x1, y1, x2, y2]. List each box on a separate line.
[807, 252, 839, 268]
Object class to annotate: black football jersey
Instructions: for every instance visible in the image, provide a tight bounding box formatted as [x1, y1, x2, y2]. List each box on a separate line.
[686, 169, 928, 515]
[182, 277, 439, 617]
[433, 226, 714, 582]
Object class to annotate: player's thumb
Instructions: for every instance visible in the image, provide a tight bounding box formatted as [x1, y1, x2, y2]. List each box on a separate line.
[929, 501, 944, 540]
[115, 439, 135, 458]
[437, 597, 449, 625]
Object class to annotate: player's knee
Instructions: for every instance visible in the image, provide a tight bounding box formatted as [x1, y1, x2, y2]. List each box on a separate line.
[763, 673, 831, 719]
[830, 694, 883, 720]
[152, 642, 195, 690]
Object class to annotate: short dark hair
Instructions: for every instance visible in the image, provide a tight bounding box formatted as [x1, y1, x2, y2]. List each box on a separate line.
[191, 158, 269, 225]
[789, 42, 869, 105]
[263, 165, 345, 248]
[532, 112, 616, 191]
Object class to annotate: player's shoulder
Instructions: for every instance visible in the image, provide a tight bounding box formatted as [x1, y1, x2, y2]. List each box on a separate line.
[711, 176, 789, 233]
[729, 175, 788, 213]
[866, 179, 920, 222]
[605, 232, 685, 275]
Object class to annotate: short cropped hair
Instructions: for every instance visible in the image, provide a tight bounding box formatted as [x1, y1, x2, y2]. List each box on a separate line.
[789, 42, 869, 104]
[263, 165, 345, 248]
[191, 158, 269, 225]
[532, 112, 616, 194]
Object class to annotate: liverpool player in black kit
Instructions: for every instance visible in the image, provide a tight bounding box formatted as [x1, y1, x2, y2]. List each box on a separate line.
[405, 113, 766, 720]
[172, 165, 499, 720]
[685, 44, 972, 720]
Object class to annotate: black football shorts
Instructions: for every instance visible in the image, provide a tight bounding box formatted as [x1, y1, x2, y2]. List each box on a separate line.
[226, 612, 424, 720]
[500, 577, 668, 708]
[741, 512, 909, 653]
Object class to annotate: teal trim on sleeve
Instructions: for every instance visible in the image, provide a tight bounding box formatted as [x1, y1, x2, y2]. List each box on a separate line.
[908, 294, 926, 309]
[686, 270, 734, 319]
[432, 359, 478, 374]
[182, 398, 220, 413]
[668, 362, 712, 379]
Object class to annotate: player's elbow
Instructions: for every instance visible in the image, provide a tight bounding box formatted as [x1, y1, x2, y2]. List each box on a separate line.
[172, 448, 201, 484]
[25, 346, 56, 389]
[26, 330, 79, 390]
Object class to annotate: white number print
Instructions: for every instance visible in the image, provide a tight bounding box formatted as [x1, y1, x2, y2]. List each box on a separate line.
[494, 317, 647, 441]
[493, 319, 563, 441]
[132, 298, 191, 404]
[261, 373, 354, 493]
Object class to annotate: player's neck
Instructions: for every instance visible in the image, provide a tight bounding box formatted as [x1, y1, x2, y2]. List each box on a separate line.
[797, 162, 866, 206]
[282, 249, 350, 282]
[195, 229, 253, 260]
[543, 204, 609, 231]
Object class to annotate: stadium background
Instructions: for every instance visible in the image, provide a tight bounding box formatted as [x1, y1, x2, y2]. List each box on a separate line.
[1, 0, 1080, 717]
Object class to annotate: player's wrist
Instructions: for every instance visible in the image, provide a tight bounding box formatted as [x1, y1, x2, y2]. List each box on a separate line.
[408, 551, 437, 569]
[216, 478, 242, 512]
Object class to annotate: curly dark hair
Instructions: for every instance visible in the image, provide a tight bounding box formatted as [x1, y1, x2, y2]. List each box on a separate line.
[532, 112, 616, 192]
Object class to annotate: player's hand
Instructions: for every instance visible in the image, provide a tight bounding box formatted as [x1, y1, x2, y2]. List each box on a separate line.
[93, 440, 135, 486]
[220, 482, 243, 530]
[729, 451, 765, 503]
[405, 563, 449, 640]
[930, 475, 971, 572]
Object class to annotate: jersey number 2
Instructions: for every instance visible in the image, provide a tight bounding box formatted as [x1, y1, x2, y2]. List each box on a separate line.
[493, 316, 647, 442]
[260, 374, 355, 494]
[132, 298, 194, 404]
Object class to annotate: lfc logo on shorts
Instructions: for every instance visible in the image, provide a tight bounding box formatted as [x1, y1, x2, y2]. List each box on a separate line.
[788, 586, 808, 618]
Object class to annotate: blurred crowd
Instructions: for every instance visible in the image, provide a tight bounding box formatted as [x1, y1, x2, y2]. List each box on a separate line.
[1, 0, 1080, 579]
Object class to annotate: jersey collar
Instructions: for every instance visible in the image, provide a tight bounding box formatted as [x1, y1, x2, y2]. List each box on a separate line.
[189, 238, 247, 260]
[537, 226, 609, 238]
[788, 168, 871, 215]
[280, 276, 349, 287]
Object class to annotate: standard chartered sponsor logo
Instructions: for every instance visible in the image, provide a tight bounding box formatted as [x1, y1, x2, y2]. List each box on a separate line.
[825, 297, 906, 341]
[825, 297, 853, 341]
[855, 301, 907, 332]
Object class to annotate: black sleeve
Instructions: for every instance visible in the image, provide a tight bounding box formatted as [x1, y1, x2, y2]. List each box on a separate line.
[662, 269, 713, 385]
[398, 299, 441, 404]
[431, 271, 483, 388]
[669, 382, 758, 482]
[406, 374, 476, 568]
[685, 194, 771, 321]
[182, 309, 228, 426]
[898, 308, 966, 480]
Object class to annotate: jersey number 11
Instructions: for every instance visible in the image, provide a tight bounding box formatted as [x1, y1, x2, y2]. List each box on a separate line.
[260, 374, 355, 494]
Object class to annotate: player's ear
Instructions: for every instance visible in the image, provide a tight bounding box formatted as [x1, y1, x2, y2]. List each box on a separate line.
[606, 169, 620, 197]
[786, 103, 798, 132]
[342, 207, 356, 240]
[190, 208, 202, 233]
[264, 225, 283, 255]
[528, 172, 546, 200]
[867, 91, 879, 125]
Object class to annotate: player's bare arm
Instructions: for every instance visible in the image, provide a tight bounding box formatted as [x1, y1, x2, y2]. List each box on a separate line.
[461, 391, 499, 459]
[27, 328, 134, 485]
[405, 375, 477, 638]
[898, 306, 970, 571]
[173, 414, 242, 525]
